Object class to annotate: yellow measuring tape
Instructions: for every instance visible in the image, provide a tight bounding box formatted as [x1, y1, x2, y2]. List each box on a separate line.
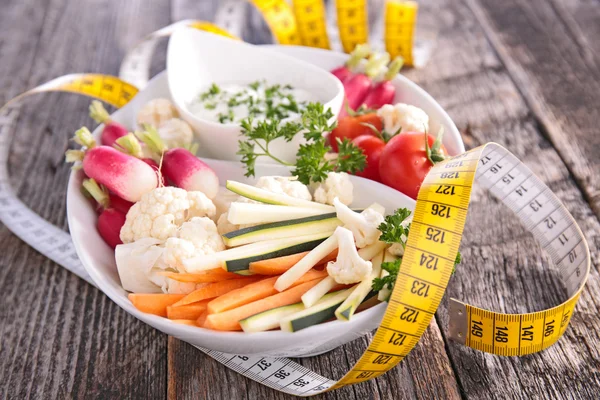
[211, 0, 424, 67]
[0, 17, 590, 397]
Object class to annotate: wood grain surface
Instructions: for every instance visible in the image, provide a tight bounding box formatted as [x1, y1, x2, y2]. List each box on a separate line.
[0, 0, 598, 399]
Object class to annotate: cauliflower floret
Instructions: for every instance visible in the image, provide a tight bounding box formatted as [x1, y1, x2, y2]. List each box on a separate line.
[158, 118, 194, 148]
[137, 98, 179, 128]
[313, 172, 353, 206]
[120, 187, 216, 243]
[377, 103, 429, 134]
[255, 176, 312, 201]
[186, 191, 216, 220]
[327, 227, 372, 284]
[162, 217, 225, 268]
[178, 217, 225, 254]
[333, 198, 384, 248]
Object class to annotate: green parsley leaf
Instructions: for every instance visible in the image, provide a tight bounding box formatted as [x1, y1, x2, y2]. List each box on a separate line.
[336, 138, 366, 175]
[292, 140, 332, 184]
[378, 208, 412, 244]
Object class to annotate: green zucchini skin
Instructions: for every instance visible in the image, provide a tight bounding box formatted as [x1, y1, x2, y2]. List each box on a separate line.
[223, 213, 340, 247]
[287, 290, 378, 332]
[224, 237, 327, 272]
[223, 213, 337, 240]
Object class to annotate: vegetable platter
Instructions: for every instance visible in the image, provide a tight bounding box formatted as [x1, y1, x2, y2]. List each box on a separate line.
[65, 31, 465, 357]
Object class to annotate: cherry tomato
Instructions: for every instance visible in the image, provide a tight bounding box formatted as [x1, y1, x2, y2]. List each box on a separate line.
[378, 132, 447, 199]
[329, 113, 383, 152]
[352, 135, 385, 181]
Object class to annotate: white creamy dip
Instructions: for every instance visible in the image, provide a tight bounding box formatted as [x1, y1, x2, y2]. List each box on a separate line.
[188, 80, 315, 124]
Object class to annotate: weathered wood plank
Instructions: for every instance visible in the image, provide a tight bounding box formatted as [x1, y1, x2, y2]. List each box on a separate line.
[465, 0, 600, 217]
[398, 0, 600, 398]
[0, 0, 171, 399]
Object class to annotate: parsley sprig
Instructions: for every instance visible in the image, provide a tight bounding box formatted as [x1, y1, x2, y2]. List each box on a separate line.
[238, 102, 366, 184]
[372, 208, 462, 300]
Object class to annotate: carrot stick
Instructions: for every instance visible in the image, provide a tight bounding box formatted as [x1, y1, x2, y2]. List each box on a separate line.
[159, 268, 242, 283]
[207, 269, 327, 314]
[173, 276, 263, 307]
[167, 299, 212, 320]
[171, 319, 198, 327]
[249, 250, 338, 275]
[196, 311, 209, 327]
[205, 280, 323, 331]
[128, 293, 186, 317]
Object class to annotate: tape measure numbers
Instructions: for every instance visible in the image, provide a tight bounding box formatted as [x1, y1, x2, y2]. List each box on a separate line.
[445, 146, 589, 356]
[0, 18, 590, 397]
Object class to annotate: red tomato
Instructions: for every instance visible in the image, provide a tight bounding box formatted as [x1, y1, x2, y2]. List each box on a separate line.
[329, 113, 383, 152]
[352, 135, 385, 181]
[378, 132, 447, 199]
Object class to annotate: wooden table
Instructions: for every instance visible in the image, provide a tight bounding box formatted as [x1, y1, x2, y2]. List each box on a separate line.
[1, 0, 599, 398]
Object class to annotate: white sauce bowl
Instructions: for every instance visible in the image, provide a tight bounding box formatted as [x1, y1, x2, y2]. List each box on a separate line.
[167, 29, 345, 163]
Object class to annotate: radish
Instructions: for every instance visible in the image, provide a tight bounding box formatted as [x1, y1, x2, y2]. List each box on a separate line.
[81, 178, 127, 249]
[114, 133, 165, 185]
[330, 44, 371, 83]
[361, 57, 404, 110]
[89, 101, 129, 146]
[137, 125, 219, 199]
[109, 193, 133, 214]
[339, 52, 390, 117]
[65, 127, 158, 202]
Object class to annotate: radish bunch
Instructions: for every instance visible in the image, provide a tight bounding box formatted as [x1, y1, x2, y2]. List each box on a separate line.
[89, 101, 129, 146]
[330, 44, 371, 83]
[332, 44, 404, 117]
[82, 178, 127, 248]
[65, 127, 159, 202]
[137, 125, 219, 199]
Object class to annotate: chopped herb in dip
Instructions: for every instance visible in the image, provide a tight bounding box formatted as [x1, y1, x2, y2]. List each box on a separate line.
[188, 80, 314, 124]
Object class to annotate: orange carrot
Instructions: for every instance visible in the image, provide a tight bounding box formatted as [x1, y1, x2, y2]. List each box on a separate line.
[207, 269, 327, 314]
[249, 250, 338, 275]
[128, 293, 186, 317]
[196, 311, 209, 327]
[158, 268, 241, 283]
[167, 299, 212, 320]
[173, 276, 263, 307]
[171, 319, 197, 327]
[205, 280, 323, 331]
[249, 251, 309, 275]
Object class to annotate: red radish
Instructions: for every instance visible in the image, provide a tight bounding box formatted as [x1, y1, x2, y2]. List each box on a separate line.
[65, 127, 158, 202]
[162, 149, 219, 198]
[114, 133, 165, 185]
[108, 193, 133, 214]
[330, 44, 371, 83]
[97, 209, 127, 249]
[137, 126, 219, 199]
[339, 52, 390, 118]
[89, 101, 129, 146]
[81, 178, 127, 249]
[362, 57, 403, 110]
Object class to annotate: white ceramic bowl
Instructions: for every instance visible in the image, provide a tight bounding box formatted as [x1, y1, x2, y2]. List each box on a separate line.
[67, 46, 464, 357]
[167, 29, 345, 163]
